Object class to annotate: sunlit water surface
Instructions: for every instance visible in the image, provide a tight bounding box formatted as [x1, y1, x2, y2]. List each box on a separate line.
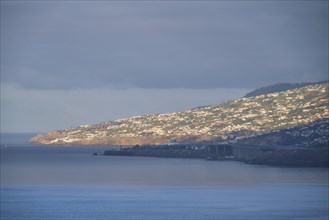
[1, 133, 328, 220]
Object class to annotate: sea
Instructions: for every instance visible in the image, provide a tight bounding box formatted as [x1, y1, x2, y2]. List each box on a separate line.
[1, 133, 328, 220]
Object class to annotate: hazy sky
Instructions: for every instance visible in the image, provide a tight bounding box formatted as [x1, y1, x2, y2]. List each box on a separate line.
[1, 1, 328, 133]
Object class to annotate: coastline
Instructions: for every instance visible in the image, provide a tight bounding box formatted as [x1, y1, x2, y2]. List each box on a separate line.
[104, 144, 329, 167]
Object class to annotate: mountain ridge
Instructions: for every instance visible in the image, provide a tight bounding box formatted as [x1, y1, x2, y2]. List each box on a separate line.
[244, 81, 327, 98]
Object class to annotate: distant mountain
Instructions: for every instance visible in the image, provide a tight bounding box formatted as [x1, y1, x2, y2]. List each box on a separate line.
[31, 82, 329, 146]
[244, 81, 325, 98]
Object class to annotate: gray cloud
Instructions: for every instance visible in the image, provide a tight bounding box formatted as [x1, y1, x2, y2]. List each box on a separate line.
[1, 1, 328, 90]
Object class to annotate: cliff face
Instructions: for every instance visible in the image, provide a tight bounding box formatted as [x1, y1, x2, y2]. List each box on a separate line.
[31, 82, 329, 146]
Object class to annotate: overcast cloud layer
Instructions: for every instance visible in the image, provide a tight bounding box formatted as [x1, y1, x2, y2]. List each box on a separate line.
[2, 1, 328, 90]
[1, 1, 328, 132]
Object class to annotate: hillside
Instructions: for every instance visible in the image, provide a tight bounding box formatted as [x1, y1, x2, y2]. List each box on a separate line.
[31, 82, 329, 146]
[243, 82, 322, 98]
[238, 118, 329, 147]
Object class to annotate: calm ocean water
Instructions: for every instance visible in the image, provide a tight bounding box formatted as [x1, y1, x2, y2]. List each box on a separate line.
[1, 133, 328, 220]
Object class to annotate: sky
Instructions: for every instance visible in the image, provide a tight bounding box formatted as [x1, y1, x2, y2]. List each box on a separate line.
[1, 1, 328, 133]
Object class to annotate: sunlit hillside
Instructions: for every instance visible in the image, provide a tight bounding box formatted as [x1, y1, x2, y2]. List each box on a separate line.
[31, 82, 329, 146]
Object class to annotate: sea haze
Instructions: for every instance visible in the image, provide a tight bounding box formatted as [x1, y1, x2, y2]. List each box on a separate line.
[1, 133, 328, 220]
